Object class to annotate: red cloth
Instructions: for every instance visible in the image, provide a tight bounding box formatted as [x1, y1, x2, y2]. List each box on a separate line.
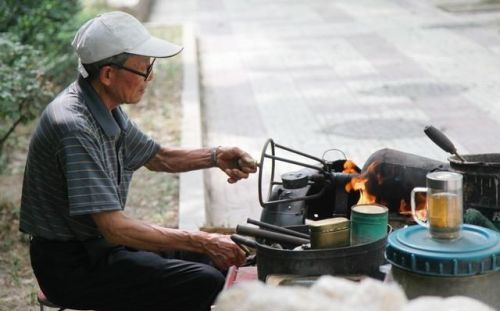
[223, 266, 258, 289]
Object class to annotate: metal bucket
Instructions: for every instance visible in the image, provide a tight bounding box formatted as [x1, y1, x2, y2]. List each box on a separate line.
[386, 224, 500, 308]
[449, 153, 500, 230]
[389, 266, 499, 308]
[350, 204, 389, 245]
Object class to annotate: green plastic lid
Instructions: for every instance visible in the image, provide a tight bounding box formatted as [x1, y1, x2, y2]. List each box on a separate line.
[385, 224, 500, 276]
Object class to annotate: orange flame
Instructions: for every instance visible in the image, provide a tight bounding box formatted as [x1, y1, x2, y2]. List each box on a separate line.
[399, 194, 427, 220]
[344, 159, 428, 221]
[345, 161, 379, 204]
[342, 160, 359, 174]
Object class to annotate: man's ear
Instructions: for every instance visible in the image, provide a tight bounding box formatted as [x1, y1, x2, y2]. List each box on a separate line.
[99, 66, 113, 86]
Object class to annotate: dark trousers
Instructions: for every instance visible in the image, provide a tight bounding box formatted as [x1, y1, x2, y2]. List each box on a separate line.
[30, 237, 225, 311]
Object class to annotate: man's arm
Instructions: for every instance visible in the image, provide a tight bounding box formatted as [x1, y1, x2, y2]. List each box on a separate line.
[91, 210, 246, 269]
[144, 146, 213, 172]
[145, 146, 257, 183]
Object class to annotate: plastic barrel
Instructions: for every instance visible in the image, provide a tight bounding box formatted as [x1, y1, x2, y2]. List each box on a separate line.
[351, 204, 388, 245]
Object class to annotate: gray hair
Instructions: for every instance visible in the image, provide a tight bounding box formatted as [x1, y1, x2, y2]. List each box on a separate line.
[82, 53, 130, 81]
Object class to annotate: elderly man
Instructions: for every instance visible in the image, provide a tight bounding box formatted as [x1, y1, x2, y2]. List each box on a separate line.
[20, 11, 256, 311]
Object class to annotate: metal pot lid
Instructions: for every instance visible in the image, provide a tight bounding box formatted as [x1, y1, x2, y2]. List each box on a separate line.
[386, 224, 500, 277]
[449, 153, 500, 167]
[309, 217, 350, 232]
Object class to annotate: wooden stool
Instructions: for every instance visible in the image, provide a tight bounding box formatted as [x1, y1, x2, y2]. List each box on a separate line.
[37, 289, 66, 311]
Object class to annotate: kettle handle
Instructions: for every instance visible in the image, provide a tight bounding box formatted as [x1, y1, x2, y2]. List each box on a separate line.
[424, 125, 466, 162]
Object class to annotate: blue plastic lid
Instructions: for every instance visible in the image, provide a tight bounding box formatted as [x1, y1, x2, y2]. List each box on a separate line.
[385, 224, 500, 276]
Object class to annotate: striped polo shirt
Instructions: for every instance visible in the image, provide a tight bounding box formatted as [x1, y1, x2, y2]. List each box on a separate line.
[20, 77, 160, 241]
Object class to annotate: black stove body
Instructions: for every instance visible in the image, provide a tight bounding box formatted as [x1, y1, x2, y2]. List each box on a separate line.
[258, 141, 499, 230]
[260, 167, 359, 227]
[258, 139, 361, 227]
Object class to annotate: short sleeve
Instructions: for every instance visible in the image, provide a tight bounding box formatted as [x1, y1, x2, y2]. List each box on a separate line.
[57, 130, 122, 216]
[123, 120, 160, 171]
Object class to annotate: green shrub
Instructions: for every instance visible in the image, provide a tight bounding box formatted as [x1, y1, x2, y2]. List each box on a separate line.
[0, 0, 82, 161]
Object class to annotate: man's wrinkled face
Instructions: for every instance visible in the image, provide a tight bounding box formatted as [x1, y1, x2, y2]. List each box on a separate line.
[109, 55, 155, 104]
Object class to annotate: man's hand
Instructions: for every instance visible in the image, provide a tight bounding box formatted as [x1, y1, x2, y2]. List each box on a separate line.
[216, 147, 258, 183]
[203, 233, 247, 270]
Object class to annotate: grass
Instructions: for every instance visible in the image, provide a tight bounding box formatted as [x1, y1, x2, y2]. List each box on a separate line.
[124, 25, 183, 227]
[0, 25, 183, 310]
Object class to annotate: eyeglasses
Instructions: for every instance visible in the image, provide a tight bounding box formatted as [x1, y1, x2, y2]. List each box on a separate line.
[104, 58, 156, 81]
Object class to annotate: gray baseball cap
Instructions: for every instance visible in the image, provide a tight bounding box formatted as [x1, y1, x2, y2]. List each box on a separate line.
[72, 11, 183, 77]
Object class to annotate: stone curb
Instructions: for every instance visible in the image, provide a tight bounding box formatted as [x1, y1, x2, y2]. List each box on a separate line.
[106, 0, 152, 21]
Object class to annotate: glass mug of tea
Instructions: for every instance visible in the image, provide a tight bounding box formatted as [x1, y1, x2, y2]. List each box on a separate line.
[410, 171, 463, 239]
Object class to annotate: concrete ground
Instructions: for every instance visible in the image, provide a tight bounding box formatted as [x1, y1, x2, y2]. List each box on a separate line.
[149, 0, 500, 228]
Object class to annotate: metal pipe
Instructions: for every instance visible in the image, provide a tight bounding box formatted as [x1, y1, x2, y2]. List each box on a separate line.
[247, 218, 310, 239]
[275, 143, 325, 164]
[263, 154, 323, 171]
[230, 235, 255, 254]
[236, 225, 310, 246]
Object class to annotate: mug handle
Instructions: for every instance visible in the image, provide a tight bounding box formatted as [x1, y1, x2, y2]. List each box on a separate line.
[411, 187, 428, 228]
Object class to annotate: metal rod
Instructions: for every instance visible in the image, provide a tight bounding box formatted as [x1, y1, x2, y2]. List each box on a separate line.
[236, 225, 310, 246]
[230, 235, 253, 255]
[261, 186, 325, 207]
[258, 138, 327, 208]
[259, 139, 277, 208]
[247, 218, 310, 239]
[269, 141, 276, 201]
[263, 154, 323, 171]
[230, 234, 258, 250]
[275, 143, 325, 164]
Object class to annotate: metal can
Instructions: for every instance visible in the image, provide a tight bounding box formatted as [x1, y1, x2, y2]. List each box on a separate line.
[309, 217, 350, 249]
[350, 204, 388, 245]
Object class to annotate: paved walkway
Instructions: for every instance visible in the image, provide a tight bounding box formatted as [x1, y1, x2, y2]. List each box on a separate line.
[150, 0, 500, 227]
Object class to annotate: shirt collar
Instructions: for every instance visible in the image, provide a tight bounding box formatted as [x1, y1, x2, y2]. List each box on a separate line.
[77, 76, 128, 138]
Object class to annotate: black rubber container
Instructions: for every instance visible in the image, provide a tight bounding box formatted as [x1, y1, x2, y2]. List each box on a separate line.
[232, 224, 386, 282]
[254, 235, 386, 281]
